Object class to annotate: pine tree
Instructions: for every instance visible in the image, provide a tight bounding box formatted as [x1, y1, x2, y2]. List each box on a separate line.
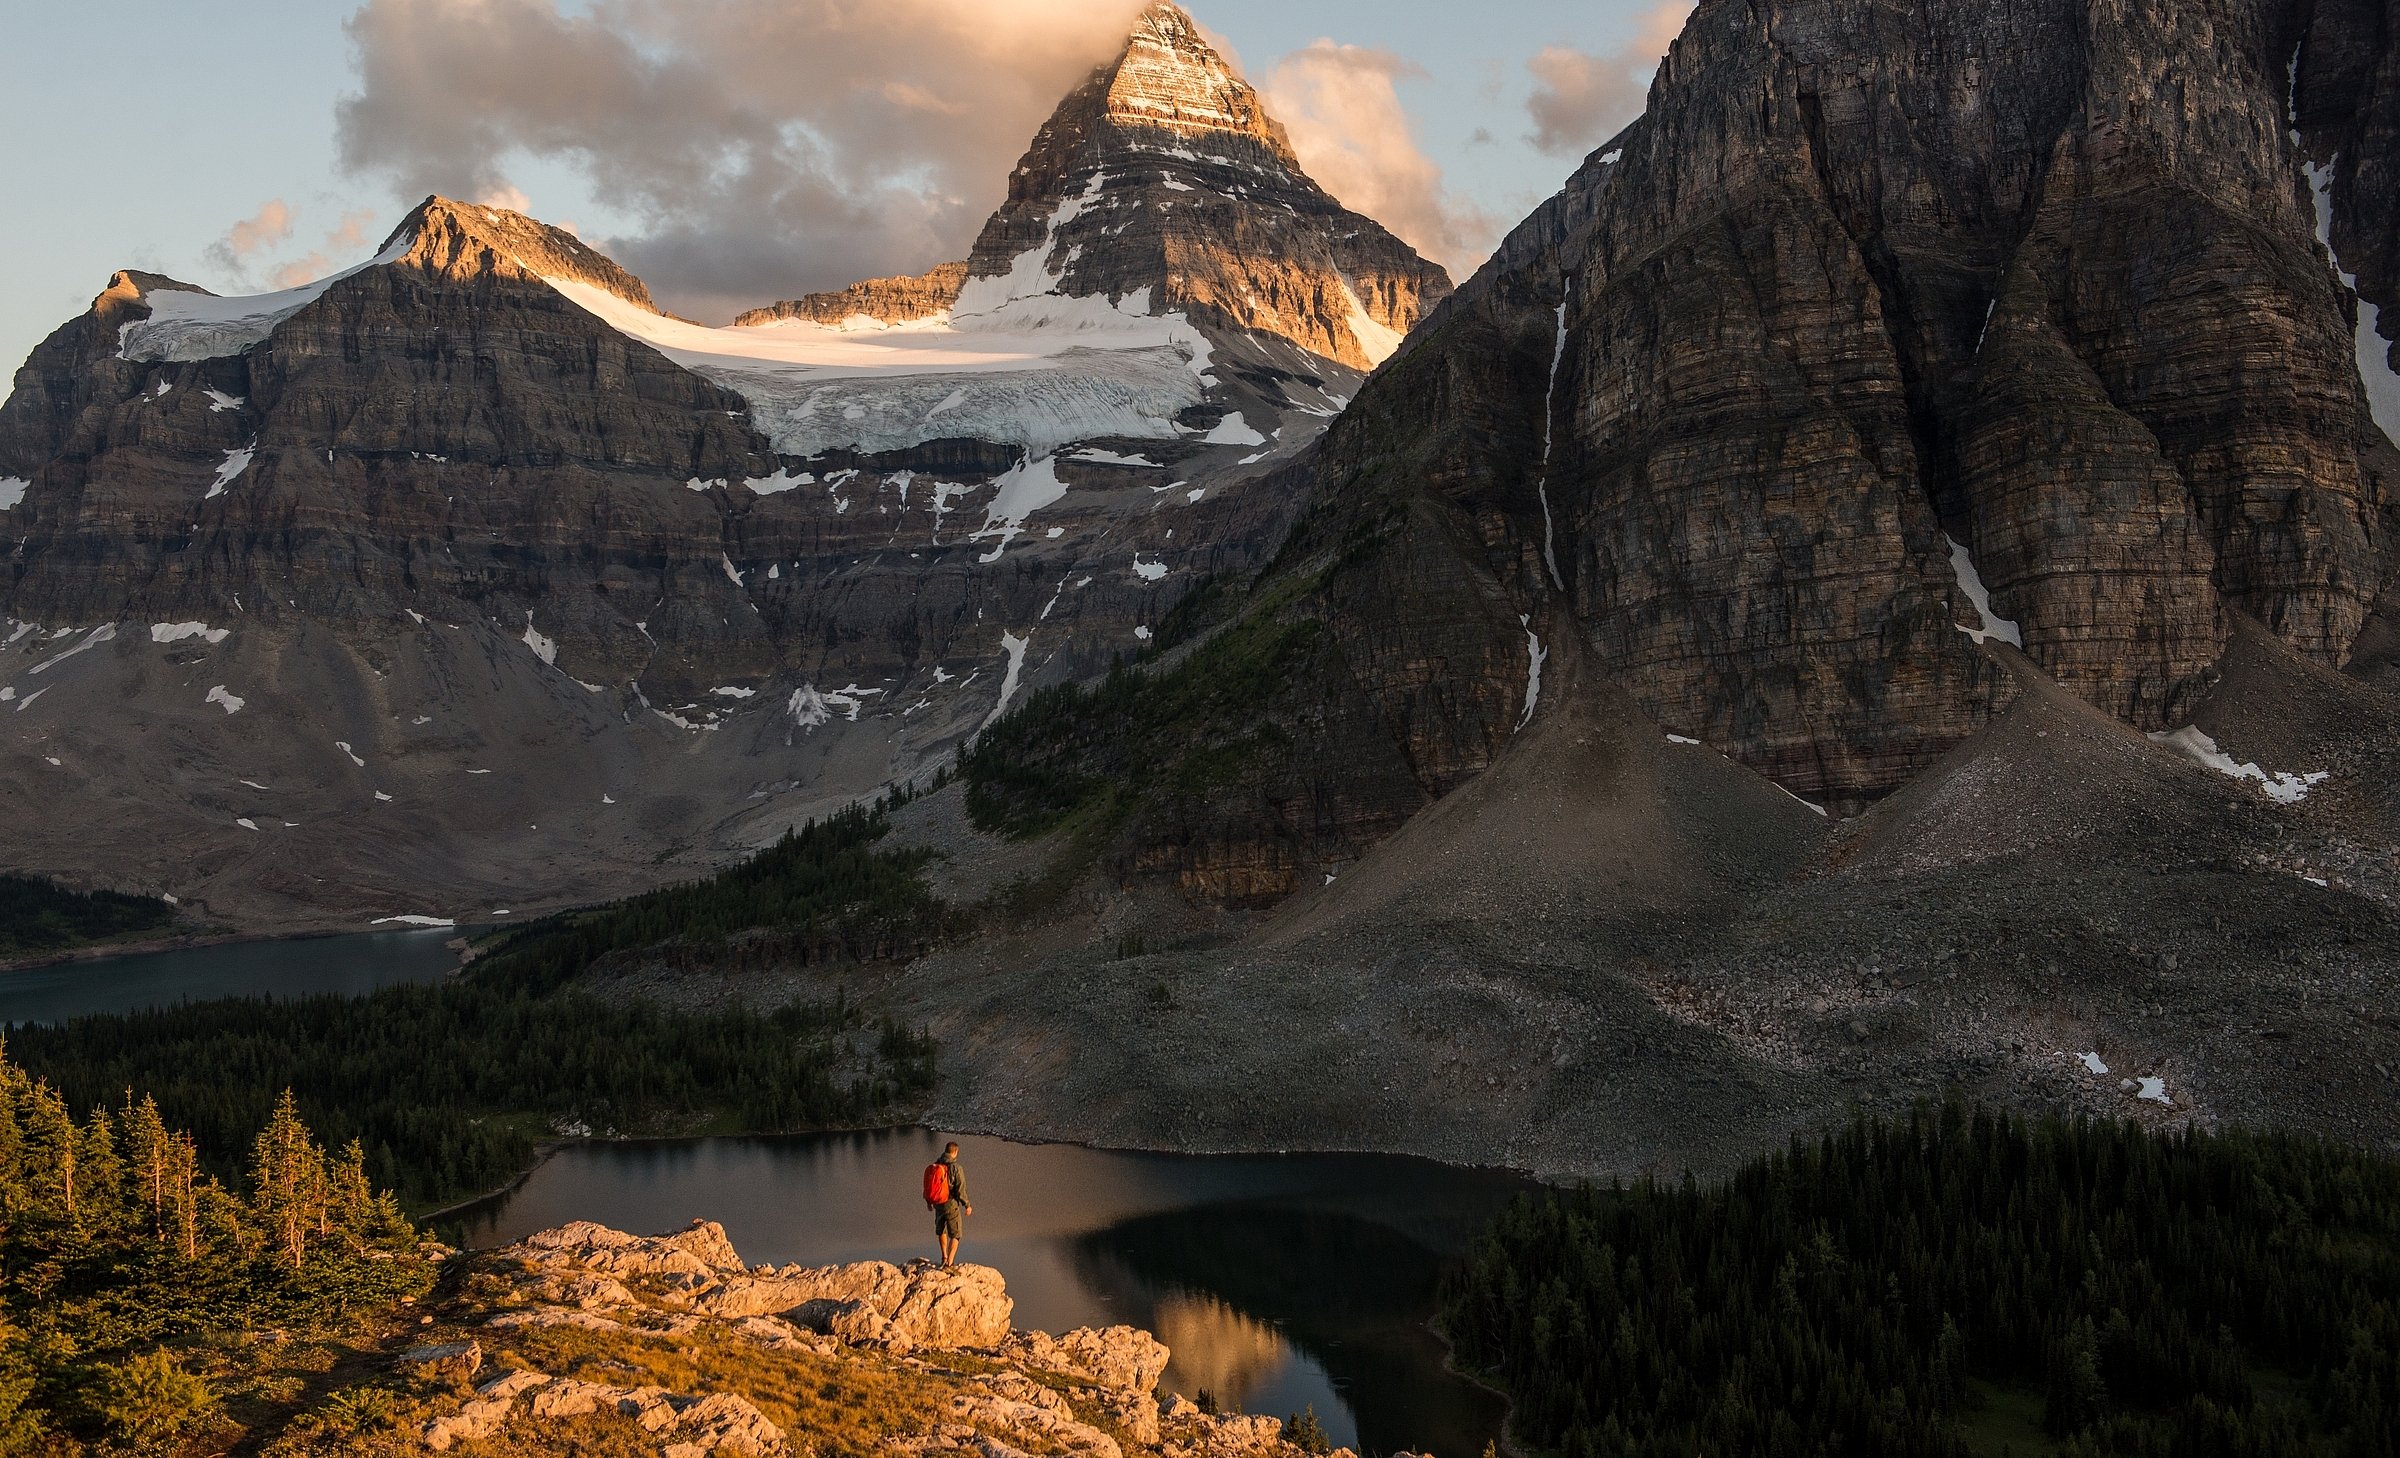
[121, 1092, 172, 1242]
[21, 1081, 75, 1223]
[247, 1091, 325, 1271]
[167, 1132, 202, 1262]
[2045, 1315, 2108, 1436]
[77, 1105, 126, 1235]
[327, 1139, 375, 1241]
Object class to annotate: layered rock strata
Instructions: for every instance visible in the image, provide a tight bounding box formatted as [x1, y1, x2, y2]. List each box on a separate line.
[733, 262, 969, 328]
[1048, 0, 2400, 907]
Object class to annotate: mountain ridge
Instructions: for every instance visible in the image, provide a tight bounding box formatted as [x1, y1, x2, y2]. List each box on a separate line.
[0, 4, 1454, 930]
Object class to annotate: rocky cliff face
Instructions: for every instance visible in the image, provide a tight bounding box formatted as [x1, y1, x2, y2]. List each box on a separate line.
[1012, 0, 2400, 912]
[732, 263, 969, 328]
[0, 3, 1452, 929]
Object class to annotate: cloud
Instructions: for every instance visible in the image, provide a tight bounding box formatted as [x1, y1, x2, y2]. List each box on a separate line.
[206, 200, 298, 281]
[326, 208, 379, 254]
[1524, 1, 1693, 157]
[270, 256, 333, 290]
[262, 210, 388, 291]
[333, 0, 1154, 323]
[1263, 41, 1501, 281]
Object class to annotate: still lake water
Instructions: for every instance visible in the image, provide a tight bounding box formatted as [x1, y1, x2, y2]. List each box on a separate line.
[0, 927, 462, 1025]
[450, 1130, 1537, 1458]
[4, 934, 1539, 1456]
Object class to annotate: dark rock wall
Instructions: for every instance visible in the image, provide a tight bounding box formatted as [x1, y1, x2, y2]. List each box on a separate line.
[1044, 0, 2400, 903]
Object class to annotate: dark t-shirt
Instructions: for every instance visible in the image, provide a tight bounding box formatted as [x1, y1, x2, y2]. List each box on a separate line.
[938, 1155, 967, 1208]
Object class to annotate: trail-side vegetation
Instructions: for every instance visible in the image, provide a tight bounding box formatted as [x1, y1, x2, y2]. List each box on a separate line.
[0, 1047, 428, 1455]
[0, 874, 177, 958]
[1444, 1102, 2400, 1458]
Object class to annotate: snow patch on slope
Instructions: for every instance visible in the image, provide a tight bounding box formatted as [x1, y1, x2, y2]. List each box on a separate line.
[1200, 411, 1266, 446]
[2148, 727, 2329, 804]
[119, 233, 415, 362]
[973, 457, 1071, 562]
[206, 444, 256, 500]
[1536, 283, 1572, 591]
[29, 624, 115, 675]
[152, 621, 230, 645]
[1946, 537, 2024, 648]
[1339, 280, 1406, 366]
[1517, 616, 1547, 731]
[979, 631, 1032, 733]
[2305, 161, 2400, 443]
[522, 614, 558, 666]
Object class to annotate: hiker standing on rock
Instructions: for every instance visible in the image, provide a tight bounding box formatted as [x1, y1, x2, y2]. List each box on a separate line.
[926, 1140, 972, 1267]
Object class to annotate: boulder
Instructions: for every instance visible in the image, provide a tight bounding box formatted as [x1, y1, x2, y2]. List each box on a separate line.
[1001, 1327, 1171, 1393]
[725, 1260, 1012, 1352]
[520, 1219, 745, 1287]
[518, 1271, 640, 1310]
[423, 1401, 508, 1451]
[395, 1341, 481, 1386]
[476, 1371, 552, 1402]
[951, 1392, 1122, 1458]
[666, 1392, 789, 1458]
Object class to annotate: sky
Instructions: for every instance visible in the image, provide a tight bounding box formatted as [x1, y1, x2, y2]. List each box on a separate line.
[0, 0, 1687, 374]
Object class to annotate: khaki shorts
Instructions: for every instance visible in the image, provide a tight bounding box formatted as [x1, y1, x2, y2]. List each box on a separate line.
[935, 1202, 964, 1239]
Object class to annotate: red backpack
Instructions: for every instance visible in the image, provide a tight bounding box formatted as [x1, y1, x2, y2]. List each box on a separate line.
[923, 1161, 950, 1206]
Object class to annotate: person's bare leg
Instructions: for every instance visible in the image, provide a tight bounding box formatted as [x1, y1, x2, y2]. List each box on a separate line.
[940, 1232, 958, 1267]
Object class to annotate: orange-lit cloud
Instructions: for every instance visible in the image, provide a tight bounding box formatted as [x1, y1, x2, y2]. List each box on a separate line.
[1525, 1, 1693, 157]
[336, 0, 1155, 322]
[1265, 41, 1500, 282]
[207, 200, 298, 282]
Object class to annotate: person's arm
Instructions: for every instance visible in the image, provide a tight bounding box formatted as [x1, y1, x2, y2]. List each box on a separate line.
[953, 1161, 970, 1210]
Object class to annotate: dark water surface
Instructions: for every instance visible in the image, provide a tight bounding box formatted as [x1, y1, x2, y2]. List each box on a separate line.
[0, 927, 461, 1025]
[450, 1130, 1538, 1458]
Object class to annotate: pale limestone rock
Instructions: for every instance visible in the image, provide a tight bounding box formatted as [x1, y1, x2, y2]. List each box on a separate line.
[1001, 1327, 1171, 1393]
[395, 1340, 480, 1384]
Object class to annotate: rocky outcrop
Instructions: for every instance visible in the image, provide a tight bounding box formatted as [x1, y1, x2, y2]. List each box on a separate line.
[419, 1220, 1341, 1458]
[503, 1218, 1014, 1352]
[734, 263, 968, 328]
[961, 2, 1449, 371]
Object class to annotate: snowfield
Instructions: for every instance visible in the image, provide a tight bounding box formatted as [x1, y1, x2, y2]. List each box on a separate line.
[117, 233, 416, 363]
[538, 175, 1219, 459]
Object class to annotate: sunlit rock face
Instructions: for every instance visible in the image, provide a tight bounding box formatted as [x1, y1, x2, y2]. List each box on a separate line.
[959, 1, 1450, 373]
[733, 264, 971, 330]
[0, 2, 1452, 927]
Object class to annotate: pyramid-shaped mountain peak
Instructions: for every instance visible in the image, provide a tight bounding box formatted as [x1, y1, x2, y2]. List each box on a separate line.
[949, 2, 1449, 371]
[1099, 1, 1286, 156]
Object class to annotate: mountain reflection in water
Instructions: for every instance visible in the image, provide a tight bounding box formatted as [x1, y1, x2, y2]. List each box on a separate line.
[449, 1130, 1536, 1458]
